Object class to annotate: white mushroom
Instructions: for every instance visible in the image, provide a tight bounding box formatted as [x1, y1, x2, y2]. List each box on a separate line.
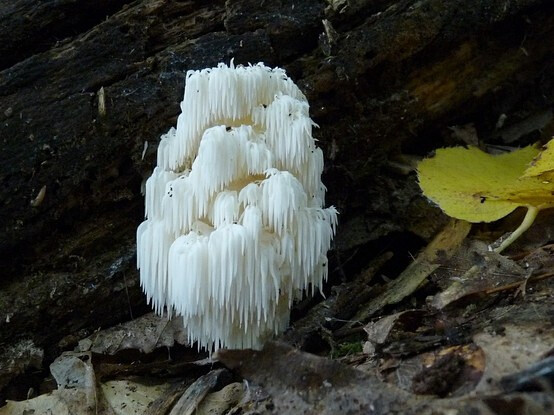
[137, 62, 338, 351]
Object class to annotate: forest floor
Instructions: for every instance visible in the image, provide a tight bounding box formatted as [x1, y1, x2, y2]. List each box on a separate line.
[1, 212, 553, 415]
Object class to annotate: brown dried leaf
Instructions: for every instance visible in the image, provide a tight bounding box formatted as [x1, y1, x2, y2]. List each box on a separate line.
[77, 313, 188, 355]
[431, 241, 526, 309]
[473, 320, 554, 394]
[0, 352, 100, 415]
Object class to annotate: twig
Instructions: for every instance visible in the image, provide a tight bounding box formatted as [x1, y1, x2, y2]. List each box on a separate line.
[484, 271, 554, 295]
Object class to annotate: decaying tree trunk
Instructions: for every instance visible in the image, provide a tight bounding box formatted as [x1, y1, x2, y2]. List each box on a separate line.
[1, 0, 553, 404]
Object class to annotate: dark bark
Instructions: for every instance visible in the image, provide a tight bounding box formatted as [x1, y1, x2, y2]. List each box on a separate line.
[1, 0, 553, 400]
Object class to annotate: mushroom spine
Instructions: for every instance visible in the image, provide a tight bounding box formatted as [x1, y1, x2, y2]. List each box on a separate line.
[137, 62, 338, 351]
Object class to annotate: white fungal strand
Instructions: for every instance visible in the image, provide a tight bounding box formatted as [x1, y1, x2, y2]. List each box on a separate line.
[137, 62, 338, 352]
[144, 167, 179, 220]
[252, 93, 314, 172]
[260, 169, 307, 235]
[210, 191, 239, 228]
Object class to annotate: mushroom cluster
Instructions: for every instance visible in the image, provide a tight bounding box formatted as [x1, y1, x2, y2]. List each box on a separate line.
[137, 62, 338, 351]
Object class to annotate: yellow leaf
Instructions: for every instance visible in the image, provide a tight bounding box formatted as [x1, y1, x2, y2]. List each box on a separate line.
[417, 145, 546, 222]
[417, 140, 554, 252]
[522, 139, 554, 179]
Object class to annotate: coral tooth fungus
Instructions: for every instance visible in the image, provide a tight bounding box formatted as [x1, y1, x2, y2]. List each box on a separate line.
[137, 62, 337, 351]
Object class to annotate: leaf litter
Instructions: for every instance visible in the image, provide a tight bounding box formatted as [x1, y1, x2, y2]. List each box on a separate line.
[2, 146, 554, 414]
